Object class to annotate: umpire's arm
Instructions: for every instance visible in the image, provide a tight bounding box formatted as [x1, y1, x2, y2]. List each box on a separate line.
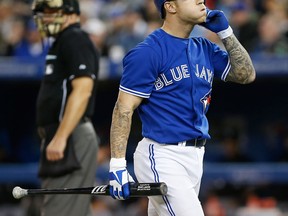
[110, 91, 143, 158]
[46, 77, 94, 161]
[223, 34, 256, 84]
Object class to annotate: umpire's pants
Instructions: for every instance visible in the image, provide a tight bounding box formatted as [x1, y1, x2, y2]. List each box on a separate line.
[40, 121, 99, 216]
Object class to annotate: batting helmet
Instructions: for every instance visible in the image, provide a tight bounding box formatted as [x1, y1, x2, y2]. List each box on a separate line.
[32, 0, 80, 15]
[154, 0, 167, 19]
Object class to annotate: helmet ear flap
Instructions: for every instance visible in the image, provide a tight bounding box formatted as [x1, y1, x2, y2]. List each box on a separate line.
[154, 0, 167, 19]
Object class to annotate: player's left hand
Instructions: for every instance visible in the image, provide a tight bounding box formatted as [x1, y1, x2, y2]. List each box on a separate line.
[200, 9, 233, 39]
[109, 158, 135, 200]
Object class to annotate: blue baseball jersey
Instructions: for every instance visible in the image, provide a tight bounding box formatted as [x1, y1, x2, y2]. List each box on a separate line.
[120, 29, 230, 143]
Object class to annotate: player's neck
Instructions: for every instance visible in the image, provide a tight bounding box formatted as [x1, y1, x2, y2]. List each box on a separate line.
[161, 19, 194, 38]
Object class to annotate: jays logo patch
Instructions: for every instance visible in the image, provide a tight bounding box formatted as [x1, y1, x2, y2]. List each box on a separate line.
[200, 90, 212, 114]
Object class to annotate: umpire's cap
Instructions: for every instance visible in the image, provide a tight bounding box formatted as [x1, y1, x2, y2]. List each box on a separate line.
[154, 0, 167, 19]
[32, 0, 80, 15]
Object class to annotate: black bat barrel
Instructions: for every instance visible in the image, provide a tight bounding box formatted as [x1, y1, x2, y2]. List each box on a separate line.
[129, 182, 168, 197]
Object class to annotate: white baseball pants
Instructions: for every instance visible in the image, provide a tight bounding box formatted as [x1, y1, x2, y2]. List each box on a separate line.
[134, 138, 205, 216]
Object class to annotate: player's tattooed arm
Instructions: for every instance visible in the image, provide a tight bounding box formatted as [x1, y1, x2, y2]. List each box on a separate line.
[110, 102, 133, 158]
[110, 92, 143, 158]
[223, 34, 256, 84]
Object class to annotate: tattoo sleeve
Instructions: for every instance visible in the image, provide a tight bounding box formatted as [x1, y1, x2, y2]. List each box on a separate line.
[222, 34, 256, 84]
[110, 101, 133, 158]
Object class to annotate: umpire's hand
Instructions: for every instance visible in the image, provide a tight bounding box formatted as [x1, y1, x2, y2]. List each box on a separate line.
[46, 137, 67, 161]
[109, 158, 135, 200]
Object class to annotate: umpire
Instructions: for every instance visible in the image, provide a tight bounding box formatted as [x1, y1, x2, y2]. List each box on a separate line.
[32, 0, 99, 215]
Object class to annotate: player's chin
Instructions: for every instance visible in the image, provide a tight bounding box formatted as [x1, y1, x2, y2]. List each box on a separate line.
[195, 16, 206, 24]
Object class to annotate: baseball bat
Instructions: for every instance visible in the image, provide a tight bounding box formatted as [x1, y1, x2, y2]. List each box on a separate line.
[12, 182, 167, 199]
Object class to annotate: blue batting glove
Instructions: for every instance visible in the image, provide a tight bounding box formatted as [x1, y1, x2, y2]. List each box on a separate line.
[109, 158, 135, 200]
[200, 9, 233, 39]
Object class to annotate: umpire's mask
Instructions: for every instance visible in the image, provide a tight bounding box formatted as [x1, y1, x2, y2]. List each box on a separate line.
[32, 0, 80, 37]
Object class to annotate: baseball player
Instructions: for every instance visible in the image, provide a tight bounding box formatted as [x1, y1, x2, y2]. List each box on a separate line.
[109, 0, 256, 215]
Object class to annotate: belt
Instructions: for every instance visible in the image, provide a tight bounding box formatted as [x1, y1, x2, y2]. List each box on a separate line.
[168, 139, 206, 148]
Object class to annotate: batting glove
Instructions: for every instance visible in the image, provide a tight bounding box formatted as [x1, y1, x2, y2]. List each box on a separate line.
[200, 9, 233, 39]
[109, 157, 135, 200]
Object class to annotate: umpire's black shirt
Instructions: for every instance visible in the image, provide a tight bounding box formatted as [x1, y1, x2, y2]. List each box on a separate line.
[36, 23, 99, 127]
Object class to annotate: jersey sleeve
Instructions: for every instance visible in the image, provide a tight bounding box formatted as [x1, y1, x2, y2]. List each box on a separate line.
[61, 32, 99, 80]
[210, 43, 231, 81]
[120, 44, 160, 98]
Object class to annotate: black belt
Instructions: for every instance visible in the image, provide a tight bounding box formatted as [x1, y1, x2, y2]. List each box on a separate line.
[168, 139, 206, 148]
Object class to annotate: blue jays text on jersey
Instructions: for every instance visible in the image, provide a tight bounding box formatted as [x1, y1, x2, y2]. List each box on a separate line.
[119, 29, 230, 144]
[155, 63, 214, 90]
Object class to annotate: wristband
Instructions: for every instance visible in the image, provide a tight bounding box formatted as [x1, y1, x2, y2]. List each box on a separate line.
[110, 157, 126, 169]
[217, 26, 233, 39]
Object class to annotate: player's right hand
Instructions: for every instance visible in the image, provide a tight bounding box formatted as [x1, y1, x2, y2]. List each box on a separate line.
[109, 157, 135, 200]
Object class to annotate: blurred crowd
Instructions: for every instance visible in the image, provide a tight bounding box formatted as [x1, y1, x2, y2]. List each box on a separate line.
[0, 0, 288, 77]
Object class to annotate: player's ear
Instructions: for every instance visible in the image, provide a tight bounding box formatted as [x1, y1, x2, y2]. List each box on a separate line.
[163, 1, 177, 16]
